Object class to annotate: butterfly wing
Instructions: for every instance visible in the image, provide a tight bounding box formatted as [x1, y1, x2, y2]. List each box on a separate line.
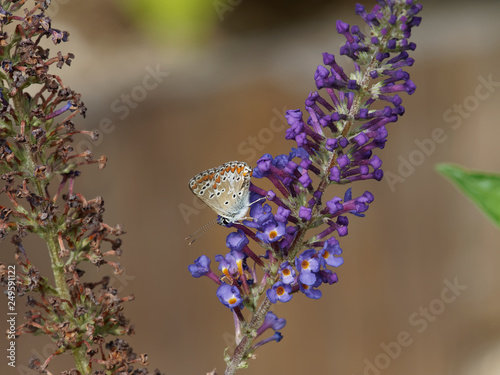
[188, 161, 252, 222]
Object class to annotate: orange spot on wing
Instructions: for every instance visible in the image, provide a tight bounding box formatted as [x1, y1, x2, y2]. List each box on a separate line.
[216, 176, 221, 183]
[225, 166, 231, 173]
[231, 166, 236, 172]
[213, 183, 217, 189]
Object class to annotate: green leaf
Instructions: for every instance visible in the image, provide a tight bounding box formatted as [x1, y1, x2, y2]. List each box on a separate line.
[436, 163, 500, 228]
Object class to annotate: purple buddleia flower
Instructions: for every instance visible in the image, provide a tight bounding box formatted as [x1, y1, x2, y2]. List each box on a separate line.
[295, 249, 321, 286]
[256, 311, 287, 337]
[255, 217, 286, 243]
[319, 238, 344, 267]
[278, 261, 296, 284]
[299, 278, 323, 300]
[188, 255, 221, 284]
[252, 332, 284, 351]
[188, 1, 422, 369]
[226, 229, 249, 252]
[267, 281, 293, 303]
[215, 252, 246, 278]
[216, 283, 243, 309]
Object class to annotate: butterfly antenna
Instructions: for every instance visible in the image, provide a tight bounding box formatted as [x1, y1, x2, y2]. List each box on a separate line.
[251, 196, 266, 206]
[185, 218, 218, 245]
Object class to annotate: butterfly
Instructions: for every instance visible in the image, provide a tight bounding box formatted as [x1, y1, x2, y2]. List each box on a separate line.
[186, 161, 253, 243]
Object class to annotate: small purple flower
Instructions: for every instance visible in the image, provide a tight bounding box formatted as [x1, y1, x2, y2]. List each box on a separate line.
[326, 196, 342, 215]
[299, 280, 323, 300]
[298, 206, 312, 221]
[188, 255, 211, 278]
[279, 261, 296, 284]
[275, 206, 290, 223]
[330, 166, 340, 182]
[298, 171, 312, 188]
[337, 155, 350, 168]
[326, 138, 338, 151]
[252, 332, 284, 350]
[216, 283, 243, 309]
[256, 218, 286, 243]
[267, 281, 293, 303]
[257, 311, 287, 336]
[226, 229, 249, 252]
[215, 252, 245, 278]
[295, 249, 321, 286]
[319, 238, 343, 267]
[320, 270, 339, 285]
[266, 190, 276, 200]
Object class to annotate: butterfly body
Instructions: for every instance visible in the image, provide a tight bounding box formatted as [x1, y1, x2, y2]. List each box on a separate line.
[188, 161, 253, 225]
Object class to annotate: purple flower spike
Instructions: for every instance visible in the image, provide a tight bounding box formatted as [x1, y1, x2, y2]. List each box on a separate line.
[188, 1, 421, 359]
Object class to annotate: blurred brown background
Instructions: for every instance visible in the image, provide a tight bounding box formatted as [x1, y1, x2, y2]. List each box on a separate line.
[3, 0, 500, 374]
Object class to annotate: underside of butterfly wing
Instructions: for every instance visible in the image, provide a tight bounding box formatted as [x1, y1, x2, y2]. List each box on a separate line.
[188, 161, 252, 223]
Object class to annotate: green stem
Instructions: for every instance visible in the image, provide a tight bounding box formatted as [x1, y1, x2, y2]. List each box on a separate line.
[44, 229, 91, 374]
[225, 297, 273, 375]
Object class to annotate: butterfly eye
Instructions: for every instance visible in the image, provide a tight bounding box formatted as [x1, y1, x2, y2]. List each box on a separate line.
[224, 201, 229, 205]
[238, 191, 243, 197]
[209, 193, 215, 199]
[216, 191, 221, 197]
[232, 193, 236, 199]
